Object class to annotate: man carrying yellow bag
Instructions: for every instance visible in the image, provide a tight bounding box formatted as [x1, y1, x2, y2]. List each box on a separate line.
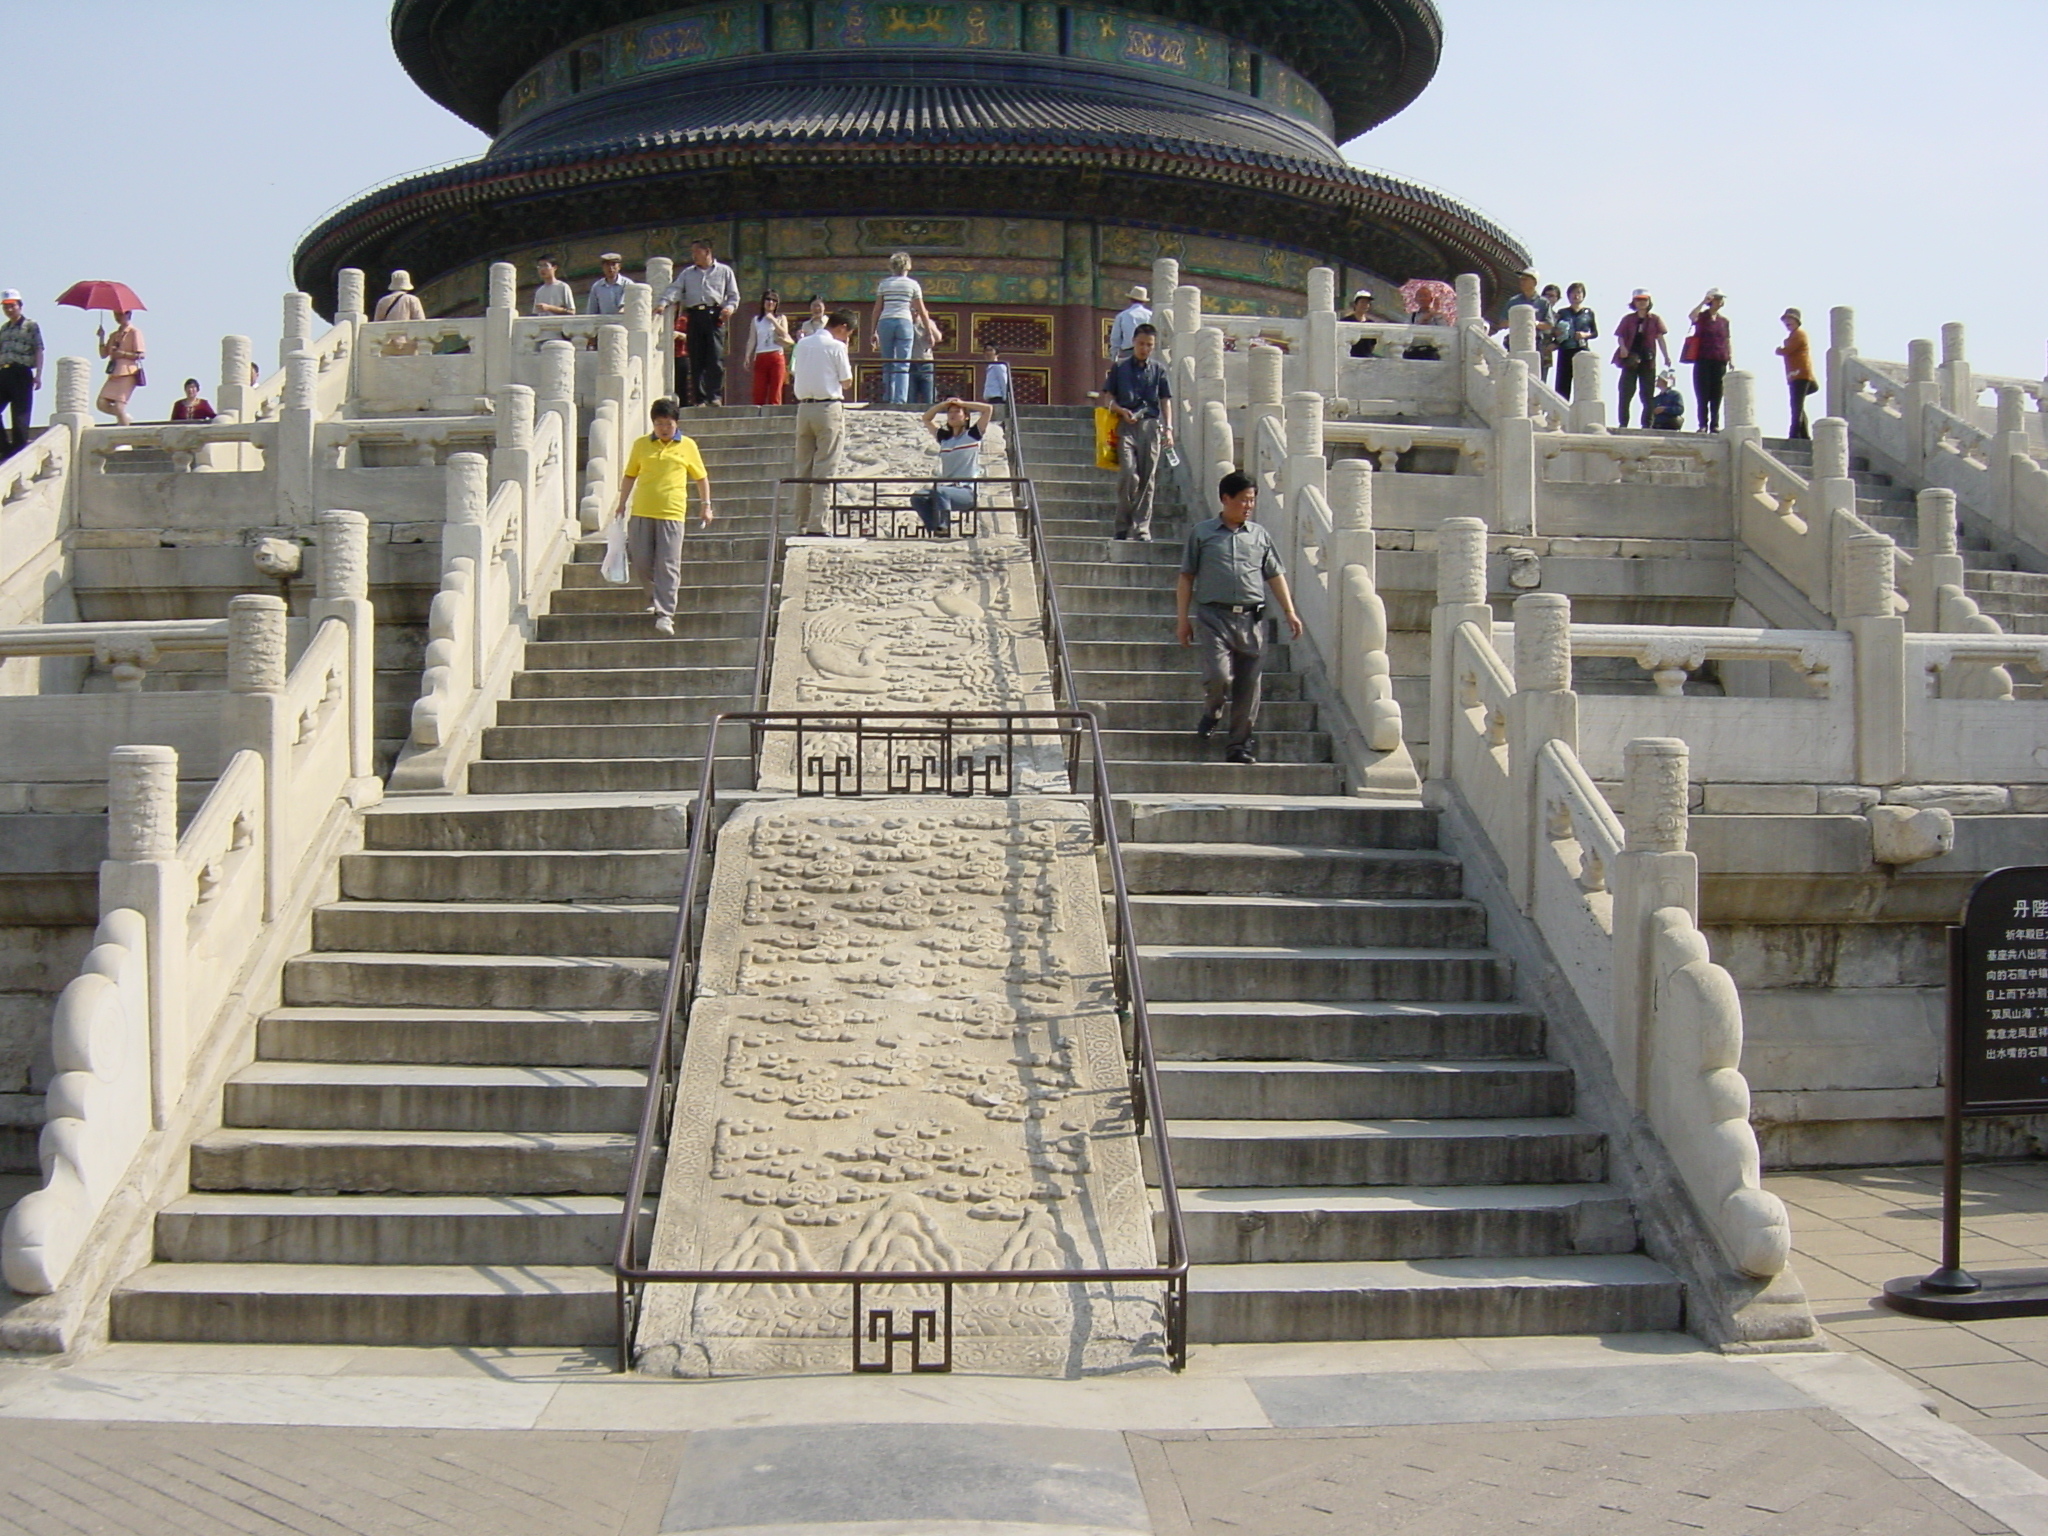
[1094, 323, 1175, 541]
[1093, 404, 1120, 472]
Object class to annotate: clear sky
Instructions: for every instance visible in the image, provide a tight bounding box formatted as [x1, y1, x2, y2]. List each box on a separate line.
[6, 0, 2044, 411]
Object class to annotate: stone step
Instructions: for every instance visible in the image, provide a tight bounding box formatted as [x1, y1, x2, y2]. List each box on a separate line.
[481, 720, 726, 760]
[1051, 585, 1179, 616]
[283, 952, 666, 1011]
[1045, 537, 1180, 565]
[1092, 698, 1317, 733]
[1085, 760, 1343, 795]
[1058, 612, 1196, 644]
[512, 665, 754, 700]
[155, 1193, 645, 1265]
[1076, 668, 1303, 702]
[339, 850, 690, 902]
[110, 1263, 615, 1346]
[1051, 562, 1185, 590]
[522, 636, 757, 671]
[1162, 1058, 1572, 1120]
[1163, 1118, 1606, 1188]
[549, 583, 757, 613]
[314, 900, 676, 957]
[571, 536, 771, 565]
[1148, 1000, 1542, 1063]
[190, 1127, 646, 1195]
[222, 1062, 647, 1133]
[1186, 1254, 1682, 1342]
[1139, 944, 1514, 1003]
[1070, 639, 1296, 671]
[533, 610, 759, 643]
[363, 796, 692, 852]
[1096, 728, 1330, 765]
[257, 1007, 658, 1067]
[1120, 843, 1463, 899]
[1965, 569, 2048, 595]
[496, 694, 749, 727]
[1170, 1184, 1638, 1264]
[562, 559, 768, 589]
[1960, 587, 2048, 615]
[469, 756, 753, 794]
[1116, 797, 1437, 849]
[1125, 894, 1485, 948]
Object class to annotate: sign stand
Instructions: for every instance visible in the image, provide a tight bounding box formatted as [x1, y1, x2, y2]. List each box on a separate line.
[1885, 867, 2048, 1320]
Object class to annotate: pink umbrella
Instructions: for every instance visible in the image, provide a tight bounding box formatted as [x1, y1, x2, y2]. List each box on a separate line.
[1399, 279, 1456, 324]
[55, 280, 147, 314]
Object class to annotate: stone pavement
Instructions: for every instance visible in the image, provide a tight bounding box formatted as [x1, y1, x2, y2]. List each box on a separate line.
[5, 1332, 2048, 1534]
[1769, 1161, 2048, 1483]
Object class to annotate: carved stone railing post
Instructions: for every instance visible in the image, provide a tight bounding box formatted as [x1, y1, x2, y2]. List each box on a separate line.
[597, 323, 631, 469]
[1328, 460, 1401, 760]
[1494, 357, 1535, 535]
[1247, 342, 1283, 466]
[494, 384, 537, 589]
[644, 258, 675, 398]
[1172, 284, 1201, 345]
[314, 509, 378, 793]
[1327, 458, 1374, 582]
[1453, 273, 1482, 361]
[1507, 591, 1576, 907]
[1278, 391, 1325, 558]
[100, 744, 188, 1128]
[1914, 487, 1963, 624]
[51, 357, 94, 474]
[1826, 305, 1856, 421]
[1195, 328, 1228, 495]
[335, 268, 367, 329]
[1570, 349, 1607, 435]
[536, 338, 580, 531]
[1611, 736, 1697, 1105]
[278, 351, 318, 520]
[1150, 257, 1180, 349]
[1996, 384, 2030, 535]
[1939, 321, 1972, 418]
[623, 283, 656, 418]
[1811, 416, 1859, 619]
[279, 292, 314, 370]
[225, 593, 290, 919]
[217, 335, 253, 423]
[1905, 338, 1938, 475]
[1843, 532, 1905, 785]
[1429, 516, 1492, 782]
[584, 400, 620, 530]
[483, 261, 518, 397]
[1507, 305, 1540, 377]
[1304, 266, 1338, 398]
[444, 452, 492, 693]
[1202, 400, 1232, 509]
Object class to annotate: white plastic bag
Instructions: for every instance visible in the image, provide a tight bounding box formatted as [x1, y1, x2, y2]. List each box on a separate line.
[600, 516, 631, 584]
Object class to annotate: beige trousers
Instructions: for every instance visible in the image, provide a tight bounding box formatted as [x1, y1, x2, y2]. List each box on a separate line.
[792, 401, 844, 533]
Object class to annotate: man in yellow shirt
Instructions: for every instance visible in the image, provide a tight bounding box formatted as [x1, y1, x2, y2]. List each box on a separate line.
[611, 397, 714, 634]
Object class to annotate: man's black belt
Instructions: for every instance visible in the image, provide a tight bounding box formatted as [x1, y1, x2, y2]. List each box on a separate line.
[688, 304, 720, 313]
[1203, 601, 1265, 616]
[797, 397, 841, 403]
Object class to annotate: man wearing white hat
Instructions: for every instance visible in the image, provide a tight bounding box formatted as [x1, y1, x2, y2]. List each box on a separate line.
[0, 290, 43, 454]
[373, 271, 424, 323]
[1109, 284, 1153, 363]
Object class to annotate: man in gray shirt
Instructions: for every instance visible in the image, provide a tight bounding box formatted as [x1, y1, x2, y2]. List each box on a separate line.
[658, 239, 741, 406]
[586, 252, 630, 316]
[1175, 470, 1302, 764]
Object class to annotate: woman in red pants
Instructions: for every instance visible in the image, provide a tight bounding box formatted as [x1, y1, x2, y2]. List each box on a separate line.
[739, 289, 793, 406]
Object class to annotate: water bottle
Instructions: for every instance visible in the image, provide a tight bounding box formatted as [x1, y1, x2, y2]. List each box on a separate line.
[1164, 444, 1182, 470]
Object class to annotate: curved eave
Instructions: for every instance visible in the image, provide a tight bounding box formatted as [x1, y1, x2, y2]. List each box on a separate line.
[296, 135, 1523, 313]
[391, 0, 1441, 142]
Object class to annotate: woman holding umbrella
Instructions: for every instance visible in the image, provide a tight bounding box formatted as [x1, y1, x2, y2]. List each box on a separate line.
[56, 281, 148, 426]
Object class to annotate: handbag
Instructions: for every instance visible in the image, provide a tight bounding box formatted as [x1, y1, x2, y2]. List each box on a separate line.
[1611, 346, 1632, 368]
[1093, 406, 1121, 471]
[1679, 335, 1700, 364]
[600, 516, 632, 584]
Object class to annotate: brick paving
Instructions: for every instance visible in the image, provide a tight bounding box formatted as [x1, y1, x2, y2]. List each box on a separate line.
[1770, 1162, 2048, 1483]
[0, 1423, 683, 1536]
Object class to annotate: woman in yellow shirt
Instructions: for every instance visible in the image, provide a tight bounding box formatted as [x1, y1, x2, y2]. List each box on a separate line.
[611, 397, 715, 634]
[1777, 309, 1818, 442]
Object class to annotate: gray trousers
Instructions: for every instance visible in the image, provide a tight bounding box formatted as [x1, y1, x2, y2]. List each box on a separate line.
[792, 401, 844, 533]
[1193, 603, 1266, 749]
[1116, 416, 1162, 538]
[627, 514, 685, 619]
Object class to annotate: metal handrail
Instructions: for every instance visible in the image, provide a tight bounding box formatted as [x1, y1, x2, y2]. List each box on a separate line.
[1005, 411, 1086, 723]
[611, 709, 1190, 1374]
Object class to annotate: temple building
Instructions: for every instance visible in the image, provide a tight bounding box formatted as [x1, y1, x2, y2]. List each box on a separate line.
[296, 0, 1524, 401]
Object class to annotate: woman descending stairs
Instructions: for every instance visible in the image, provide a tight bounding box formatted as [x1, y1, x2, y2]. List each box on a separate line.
[1017, 404, 1683, 1341]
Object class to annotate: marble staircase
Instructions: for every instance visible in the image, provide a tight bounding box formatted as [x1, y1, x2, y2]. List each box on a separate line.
[1020, 405, 1684, 1342]
[107, 409, 787, 1347]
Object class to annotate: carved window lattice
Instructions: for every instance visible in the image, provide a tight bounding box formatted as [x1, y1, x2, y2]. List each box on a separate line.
[973, 314, 1054, 355]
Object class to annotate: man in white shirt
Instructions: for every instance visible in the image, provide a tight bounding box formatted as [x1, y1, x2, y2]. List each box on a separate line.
[790, 312, 855, 535]
[531, 256, 575, 317]
[585, 252, 629, 316]
[658, 239, 742, 406]
[1109, 285, 1153, 362]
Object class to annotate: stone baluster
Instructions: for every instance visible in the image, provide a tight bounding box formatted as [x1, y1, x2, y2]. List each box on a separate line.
[536, 338, 580, 529]
[494, 384, 537, 580]
[1327, 457, 1374, 583]
[278, 351, 318, 519]
[1611, 736, 1697, 1104]
[1905, 338, 1938, 476]
[1247, 344, 1284, 476]
[1507, 590, 1577, 907]
[443, 453, 492, 694]
[624, 283, 656, 412]
[1150, 257, 1180, 349]
[100, 744, 189, 1127]
[1201, 400, 1232, 510]
[483, 261, 517, 396]
[1278, 391, 1325, 559]
[217, 336, 252, 423]
[51, 357, 94, 454]
[279, 292, 314, 370]
[584, 400, 620, 528]
[314, 509, 378, 791]
[1330, 459, 1400, 758]
[1194, 328, 1227, 494]
[644, 258, 676, 398]
[1939, 322, 1972, 418]
[1810, 416, 1859, 618]
[1172, 284, 1202, 343]
[1494, 357, 1535, 535]
[1912, 486, 1963, 629]
[1996, 384, 2030, 536]
[224, 594, 291, 920]
[1304, 266, 1338, 398]
[1451, 273, 1482, 374]
[1842, 532, 1905, 785]
[1429, 516, 1493, 781]
[1507, 305, 1540, 378]
[1570, 349, 1607, 434]
[597, 324, 631, 468]
[1826, 306, 1857, 421]
[335, 268, 368, 330]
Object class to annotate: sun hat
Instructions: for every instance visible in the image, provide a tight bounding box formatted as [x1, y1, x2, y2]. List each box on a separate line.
[599, 252, 624, 264]
[1127, 285, 1148, 302]
[388, 271, 415, 292]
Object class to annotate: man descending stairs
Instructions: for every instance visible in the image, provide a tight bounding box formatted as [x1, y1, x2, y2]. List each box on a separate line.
[1018, 404, 1682, 1341]
[110, 409, 793, 1347]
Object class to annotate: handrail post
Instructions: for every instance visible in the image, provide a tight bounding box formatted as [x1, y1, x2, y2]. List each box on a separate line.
[1995, 383, 2030, 536]
[1914, 487, 1963, 625]
[1939, 322, 1972, 418]
[226, 594, 291, 920]
[1611, 737, 1696, 1105]
[1494, 358, 1535, 535]
[279, 351, 318, 520]
[1826, 306, 1856, 421]
[217, 335, 253, 423]
[1844, 533, 1906, 785]
[1905, 338, 1938, 478]
[1304, 266, 1338, 398]
[279, 292, 314, 371]
[314, 509, 380, 798]
[1150, 258, 1180, 351]
[1429, 517, 1492, 782]
[483, 261, 517, 397]
[101, 744, 189, 1129]
[1507, 591, 1575, 909]
[1812, 416, 1858, 618]
[1570, 349, 1607, 435]
[645, 258, 675, 400]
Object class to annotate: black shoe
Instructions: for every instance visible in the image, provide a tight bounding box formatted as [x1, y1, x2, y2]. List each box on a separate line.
[1195, 712, 1219, 739]
[1225, 745, 1257, 765]
[1112, 533, 1128, 541]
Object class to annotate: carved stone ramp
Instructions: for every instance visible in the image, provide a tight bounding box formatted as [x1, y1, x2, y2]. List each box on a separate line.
[635, 797, 1161, 1377]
